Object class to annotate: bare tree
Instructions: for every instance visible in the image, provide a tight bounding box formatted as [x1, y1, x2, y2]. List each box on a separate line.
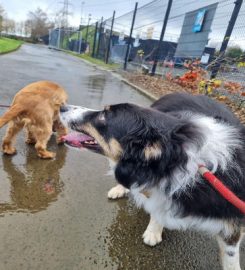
[26, 7, 53, 40]
[2, 18, 15, 34]
[0, 4, 6, 35]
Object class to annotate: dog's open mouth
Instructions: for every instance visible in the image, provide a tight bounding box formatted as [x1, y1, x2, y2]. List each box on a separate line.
[61, 132, 99, 150]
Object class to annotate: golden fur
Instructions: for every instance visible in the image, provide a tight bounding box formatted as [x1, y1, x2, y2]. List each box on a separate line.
[0, 81, 68, 158]
[144, 142, 162, 160]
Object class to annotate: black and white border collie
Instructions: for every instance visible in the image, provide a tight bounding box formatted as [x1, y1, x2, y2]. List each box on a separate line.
[60, 93, 244, 270]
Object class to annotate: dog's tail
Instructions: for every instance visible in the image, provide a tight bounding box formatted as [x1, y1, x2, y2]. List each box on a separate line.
[0, 105, 23, 128]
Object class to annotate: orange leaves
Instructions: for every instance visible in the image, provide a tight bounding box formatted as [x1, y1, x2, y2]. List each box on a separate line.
[180, 71, 198, 82]
[126, 73, 188, 97]
[125, 71, 245, 124]
[224, 81, 243, 93]
[216, 95, 228, 101]
[173, 68, 207, 91]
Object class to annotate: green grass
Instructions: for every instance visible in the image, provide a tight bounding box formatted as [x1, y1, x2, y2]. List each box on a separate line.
[68, 52, 120, 70]
[0, 37, 23, 54]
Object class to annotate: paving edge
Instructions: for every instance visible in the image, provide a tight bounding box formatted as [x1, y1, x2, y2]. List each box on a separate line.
[120, 78, 158, 101]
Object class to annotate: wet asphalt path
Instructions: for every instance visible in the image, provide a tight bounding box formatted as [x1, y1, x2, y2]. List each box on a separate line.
[0, 44, 244, 270]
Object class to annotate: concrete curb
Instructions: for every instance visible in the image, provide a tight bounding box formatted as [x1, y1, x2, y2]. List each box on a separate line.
[120, 78, 158, 101]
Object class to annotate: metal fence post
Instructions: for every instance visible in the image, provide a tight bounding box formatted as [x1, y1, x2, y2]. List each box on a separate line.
[85, 14, 91, 45]
[151, 0, 173, 76]
[57, 26, 61, 49]
[105, 11, 116, 64]
[78, 29, 82, 54]
[96, 17, 103, 58]
[48, 29, 51, 47]
[92, 21, 98, 57]
[211, 0, 243, 78]
[123, 2, 138, 70]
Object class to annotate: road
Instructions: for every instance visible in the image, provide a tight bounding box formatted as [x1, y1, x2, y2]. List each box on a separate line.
[0, 44, 244, 270]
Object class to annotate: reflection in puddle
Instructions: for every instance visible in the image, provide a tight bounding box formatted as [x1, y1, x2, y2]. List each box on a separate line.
[107, 199, 220, 270]
[86, 74, 106, 107]
[87, 74, 106, 91]
[0, 140, 67, 214]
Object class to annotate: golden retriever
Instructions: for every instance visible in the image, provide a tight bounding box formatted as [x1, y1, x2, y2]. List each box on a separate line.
[0, 81, 68, 158]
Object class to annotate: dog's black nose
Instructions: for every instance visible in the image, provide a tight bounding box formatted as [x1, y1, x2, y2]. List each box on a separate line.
[60, 105, 69, 113]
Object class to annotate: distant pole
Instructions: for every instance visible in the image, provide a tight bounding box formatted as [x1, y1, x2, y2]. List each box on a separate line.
[151, 0, 173, 76]
[80, 1, 85, 26]
[48, 29, 51, 47]
[78, 1, 85, 53]
[0, 16, 2, 37]
[78, 30, 82, 53]
[211, 0, 243, 78]
[123, 2, 138, 70]
[85, 14, 91, 44]
[92, 21, 98, 57]
[96, 17, 103, 58]
[105, 11, 116, 64]
[57, 23, 61, 49]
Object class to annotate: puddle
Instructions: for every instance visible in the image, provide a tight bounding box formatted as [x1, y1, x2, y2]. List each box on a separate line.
[0, 139, 67, 214]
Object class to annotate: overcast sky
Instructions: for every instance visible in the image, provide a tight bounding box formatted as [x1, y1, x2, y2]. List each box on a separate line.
[1, 0, 244, 48]
[0, 0, 151, 25]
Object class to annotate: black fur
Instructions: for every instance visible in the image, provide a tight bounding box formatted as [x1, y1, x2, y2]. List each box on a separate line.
[73, 93, 245, 220]
[152, 93, 241, 125]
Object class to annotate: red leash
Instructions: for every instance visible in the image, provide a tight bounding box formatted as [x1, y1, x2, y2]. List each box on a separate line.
[198, 165, 245, 215]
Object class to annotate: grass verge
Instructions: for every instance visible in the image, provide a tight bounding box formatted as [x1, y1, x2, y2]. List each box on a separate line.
[0, 37, 23, 55]
[67, 51, 120, 70]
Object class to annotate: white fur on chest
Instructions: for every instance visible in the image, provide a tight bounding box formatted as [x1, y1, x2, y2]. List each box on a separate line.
[131, 187, 232, 237]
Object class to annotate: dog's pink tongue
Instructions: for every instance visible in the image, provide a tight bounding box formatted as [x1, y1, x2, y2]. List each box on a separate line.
[61, 133, 93, 147]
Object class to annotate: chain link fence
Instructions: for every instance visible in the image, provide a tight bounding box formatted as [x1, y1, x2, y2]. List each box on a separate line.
[100, 0, 245, 105]
[49, 0, 245, 103]
[102, 0, 238, 74]
[48, 25, 97, 54]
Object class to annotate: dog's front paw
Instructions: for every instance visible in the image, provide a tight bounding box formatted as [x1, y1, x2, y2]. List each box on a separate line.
[38, 151, 56, 159]
[143, 229, 162, 247]
[2, 145, 17, 155]
[107, 184, 129, 199]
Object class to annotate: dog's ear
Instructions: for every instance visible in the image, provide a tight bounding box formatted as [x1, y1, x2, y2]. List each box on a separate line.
[171, 122, 204, 149]
[115, 122, 202, 189]
[115, 135, 164, 188]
